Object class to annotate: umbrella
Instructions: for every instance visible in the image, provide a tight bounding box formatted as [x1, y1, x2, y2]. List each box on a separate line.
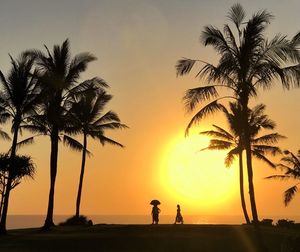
[150, 199, 161, 205]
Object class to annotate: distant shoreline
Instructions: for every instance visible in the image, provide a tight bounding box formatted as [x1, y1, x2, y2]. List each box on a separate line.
[7, 214, 300, 230]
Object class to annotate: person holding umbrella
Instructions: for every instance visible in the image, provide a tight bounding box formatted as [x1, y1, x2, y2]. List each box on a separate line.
[150, 200, 161, 224]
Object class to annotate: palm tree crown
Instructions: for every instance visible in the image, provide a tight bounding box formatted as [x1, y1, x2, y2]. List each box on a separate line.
[266, 150, 300, 206]
[0, 54, 40, 132]
[201, 103, 284, 167]
[176, 3, 299, 224]
[65, 88, 127, 218]
[0, 53, 40, 234]
[201, 102, 284, 224]
[23, 39, 104, 229]
[176, 4, 300, 134]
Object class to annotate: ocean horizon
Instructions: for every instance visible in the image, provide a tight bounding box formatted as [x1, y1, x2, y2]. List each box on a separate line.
[7, 214, 300, 230]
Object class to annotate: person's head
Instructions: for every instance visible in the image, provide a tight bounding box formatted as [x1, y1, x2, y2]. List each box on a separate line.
[177, 204, 180, 209]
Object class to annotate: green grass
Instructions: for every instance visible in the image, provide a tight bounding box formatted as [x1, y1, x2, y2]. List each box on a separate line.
[0, 224, 299, 251]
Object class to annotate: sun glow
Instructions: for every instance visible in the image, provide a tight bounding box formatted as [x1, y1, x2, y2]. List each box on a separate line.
[160, 133, 238, 211]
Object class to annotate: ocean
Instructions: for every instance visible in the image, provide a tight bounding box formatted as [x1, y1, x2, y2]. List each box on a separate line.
[7, 214, 300, 230]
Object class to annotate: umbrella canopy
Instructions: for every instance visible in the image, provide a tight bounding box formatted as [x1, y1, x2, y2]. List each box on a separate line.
[150, 199, 161, 205]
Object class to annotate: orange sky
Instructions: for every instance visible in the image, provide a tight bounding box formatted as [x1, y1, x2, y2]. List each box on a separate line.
[0, 0, 299, 219]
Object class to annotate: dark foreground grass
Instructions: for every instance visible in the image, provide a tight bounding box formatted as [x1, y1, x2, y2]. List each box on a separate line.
[0, 224, 299, 252]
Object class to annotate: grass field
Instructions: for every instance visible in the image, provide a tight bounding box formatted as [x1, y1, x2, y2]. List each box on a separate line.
[0, 224, 300, 251]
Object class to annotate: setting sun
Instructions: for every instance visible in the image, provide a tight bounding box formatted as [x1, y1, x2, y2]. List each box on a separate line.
[160, 133, 238, 211]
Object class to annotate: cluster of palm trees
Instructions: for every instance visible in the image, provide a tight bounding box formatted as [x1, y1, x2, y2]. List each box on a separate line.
[0, 39, 127, 234]
[176, 4, 300, 224]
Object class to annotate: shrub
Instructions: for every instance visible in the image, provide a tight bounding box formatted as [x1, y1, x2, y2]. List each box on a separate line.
[59, 215, 93, 226]
[276, 219, 295, 228]
[260, 219, 273, 226]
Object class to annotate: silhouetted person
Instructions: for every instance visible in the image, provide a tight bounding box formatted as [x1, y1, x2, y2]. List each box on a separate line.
[174, 204, 183, 224]
[152, 205, 160, 224]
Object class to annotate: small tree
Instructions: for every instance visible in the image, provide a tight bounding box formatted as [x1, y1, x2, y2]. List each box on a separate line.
[0, 154, 35, 218]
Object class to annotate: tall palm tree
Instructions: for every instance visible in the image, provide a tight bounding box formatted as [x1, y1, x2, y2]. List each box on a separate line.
[176, 3, 300, 223]
[266, 150, 300, 206]
[0, 54, 40, 234]
[201, 102, 284, 224]
[65, 88, 127, 218]
[0, 154, 35, 218]
[24, 39, 107, 229]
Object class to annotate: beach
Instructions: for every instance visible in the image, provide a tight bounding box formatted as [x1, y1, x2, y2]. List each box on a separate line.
[1, 224, 299, 252]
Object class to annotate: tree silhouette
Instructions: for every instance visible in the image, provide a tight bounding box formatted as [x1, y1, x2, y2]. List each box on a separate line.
[176, 3, 300, 223]
[201, 102, 284, 224]
[0, 154, 35, 218]
[0, 54, 40, 234]
[65, 88, 127, 218]
[24, 39, 103, 230]
[266, 150, 300, 206]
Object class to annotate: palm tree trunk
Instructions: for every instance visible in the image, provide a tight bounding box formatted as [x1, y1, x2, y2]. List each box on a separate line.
[43, 127, 59, 230]
[0, 125, 19, 235]
[245, 139, 259, 223]
[75, 134, 87, 218]
[240, 100, 266, 251]
[240, 97, 259, 224]
[0, 174, 6, 218]
[238, 151, 250, 224]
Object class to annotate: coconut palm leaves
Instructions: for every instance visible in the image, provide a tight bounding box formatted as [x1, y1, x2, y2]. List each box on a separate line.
[24, 39, 100, 230]
[201, 102, 284, 223]
[266, 150, 300, 206]
[0, 54, 40, 234]
[65, 88, 127, 218]
[176, 3, 299, 223]
[177, 3, 299, 133]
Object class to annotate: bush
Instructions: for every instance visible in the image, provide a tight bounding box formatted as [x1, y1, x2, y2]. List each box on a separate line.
[276, 219, 295, 228]
[59, 215, 93, 226]
[260, 219, 273, 226]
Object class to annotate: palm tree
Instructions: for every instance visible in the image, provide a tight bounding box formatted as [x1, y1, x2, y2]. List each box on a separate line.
[266, 150, 300, 206]
[24, 39, 108, 229]
[64, 88, 127, 218]
[0, 54, 40, 234]
[176, 3, 300, 223]
[201, 102, 284, 224]
[0, 154, 35, 218]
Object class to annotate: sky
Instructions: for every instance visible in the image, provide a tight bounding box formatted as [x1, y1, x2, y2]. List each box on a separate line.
[0, 0, 300, 220]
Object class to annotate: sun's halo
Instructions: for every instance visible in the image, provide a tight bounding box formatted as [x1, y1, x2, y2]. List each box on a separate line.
[159, 133, 238, 211]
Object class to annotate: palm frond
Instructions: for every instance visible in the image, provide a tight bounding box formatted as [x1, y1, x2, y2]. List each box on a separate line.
[227, 3, 246, 30]
[96, 135, 124, 148]
[212, 125, 235, 141]
[65, 53, 97, 84]
[200, 25, 232, 55]
[62, 135, 91, 156]
[284, 185, 298, 206]
[97, 122, 128, 131]
[265, 175, 291, 180]
[185, 100, 225, 136]
[225, 147, 240, 167]
[93, 111, 120, 126]
[0, 130, 11, 141]
[208, 139, 234, 150]
[13, 137, 35, 152]
[252, 149, 275, 168]
[252, 133, 285, 145]
[252, 145, 282, 156]
[199, 129, 234, 142]
[183, 86, 219, 112]
[176, 58, 197, 76]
